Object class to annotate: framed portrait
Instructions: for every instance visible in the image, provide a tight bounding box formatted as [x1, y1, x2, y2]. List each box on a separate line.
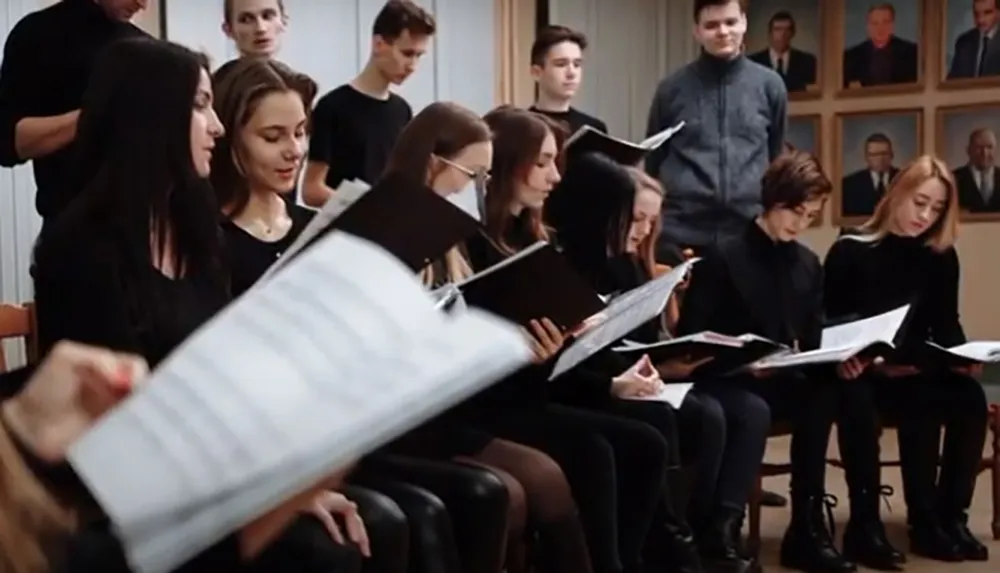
[936, 103, 1000, 220]
[939, 0, 1000, 89]
[834, 109, 923, 225]
[838, 0, 925, 96]
[744, 0, 823, 98]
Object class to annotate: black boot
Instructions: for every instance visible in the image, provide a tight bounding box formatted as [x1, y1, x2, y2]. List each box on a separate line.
[649, 466, 703, 573]
[842, 485, 905, 571]
[907, 511, 963, 562]
[780, 493, 855, 573]
[697, 508, 752, 573]
[938, 510, 989, 561]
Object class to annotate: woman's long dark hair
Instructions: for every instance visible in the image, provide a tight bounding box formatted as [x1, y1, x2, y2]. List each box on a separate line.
[545, 151, 636, 291]
[34, 38, 225, 336]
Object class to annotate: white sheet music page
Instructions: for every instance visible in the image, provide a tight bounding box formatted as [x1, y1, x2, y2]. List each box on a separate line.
[626, 382, 693, 408]
[257, 179, 371, 283]
[67, 232, 532, 573]
[638, 121, 686, 149]
[549, 259, 697, 380]
[927, 341, 1000, 362]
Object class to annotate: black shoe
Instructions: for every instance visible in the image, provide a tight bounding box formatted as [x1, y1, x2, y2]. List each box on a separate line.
[939, 513, 989, 561]
[780, 494, 856, 573]
[760, 489, 787, 508]
[697, 509, 752, 573]
[842, 519, 904, 571]
[908, 514, 963, 562]
[646, 521, 705, 573]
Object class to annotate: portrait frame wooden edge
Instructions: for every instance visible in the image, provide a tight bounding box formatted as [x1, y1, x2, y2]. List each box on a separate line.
[831, 107, 925, 226]
[935, 102, 1000, 222]
[936, 0, 1000, 90]
[833, 0, 928, 99]
[744, 0, 826, 100]
[786, 113, 827, 225]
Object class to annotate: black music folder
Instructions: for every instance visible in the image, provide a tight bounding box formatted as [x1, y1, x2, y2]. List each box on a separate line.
[563, 122, 685, 166]
[293, 173, 481, 272]
[457, 241, 606, 331]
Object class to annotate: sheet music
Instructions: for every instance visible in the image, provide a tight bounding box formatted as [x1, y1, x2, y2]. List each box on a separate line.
[549, 259, 697, 380]
[564, 121, 685, 151]
[626, 382, 693, 408]
[447, 184, 482, 221]
[638, 121, 686, 149]
[68, 232, 532, 573]
[752, 305, 910, 369]
[927, 340, 1000, 363]
[257, 179, 371, 283]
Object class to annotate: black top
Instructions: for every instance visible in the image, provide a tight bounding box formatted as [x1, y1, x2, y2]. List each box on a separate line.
[677, 221, 824, 353]
[529, 105, 608, 135]
[0, 0, 147, 218]
[823, 230, 966, 352]
[32, 229, 229, 368]
[222, 205, 314, 298]
[308, 85, 412, 188]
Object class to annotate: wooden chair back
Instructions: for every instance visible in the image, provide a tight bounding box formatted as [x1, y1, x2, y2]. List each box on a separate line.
[0, 303, 38, 373]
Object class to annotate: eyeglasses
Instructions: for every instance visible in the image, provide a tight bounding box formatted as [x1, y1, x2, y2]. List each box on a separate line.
[437, 155, 491, 187]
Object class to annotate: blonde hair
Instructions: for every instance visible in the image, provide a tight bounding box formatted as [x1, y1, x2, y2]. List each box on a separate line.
[855, 154, 959, 252]
[625, 167, 665, 277]
[0, 420, 74, 573]
[420, 247, 473, 286]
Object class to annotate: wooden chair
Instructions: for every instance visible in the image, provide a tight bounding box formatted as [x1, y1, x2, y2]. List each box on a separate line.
[746, 411, 1000, 556]
[0, 303, 38, 373]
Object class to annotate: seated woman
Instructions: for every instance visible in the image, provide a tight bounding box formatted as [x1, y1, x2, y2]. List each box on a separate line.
[0, 341, 357, 573]
[824, 155, 989, 563]
[369, 101, 595, 573]
[677, 150, 898, 573]
[30, 38, 362, 573]
[461, 105, 672, 573]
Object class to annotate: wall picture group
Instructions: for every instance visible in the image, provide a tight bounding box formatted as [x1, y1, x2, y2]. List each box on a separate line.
[746, 0, 1000, 224]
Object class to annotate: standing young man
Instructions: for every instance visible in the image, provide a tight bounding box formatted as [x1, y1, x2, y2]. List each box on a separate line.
[213, 0, 288, 84]
[0, 0, 149, 223]
[528, 25, 607, 135]
[302, 0, 434, 206]
[645, 0, 787, 255]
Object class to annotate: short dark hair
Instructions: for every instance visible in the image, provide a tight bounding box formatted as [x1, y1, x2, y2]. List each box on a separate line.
[693, 0, 746, 22]
[864, 132, 892, 147]
[372, 0, 436, 41]
[769, 10, 796, 33]
[760, 150, 832, 210]
[530, 25, 587, 67]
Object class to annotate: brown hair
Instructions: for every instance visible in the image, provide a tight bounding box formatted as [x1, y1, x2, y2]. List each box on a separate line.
[384, 102, 490, 284]
[759, 150, 832, 211]
[372, 0, 436, 41]
[210, 59, 318, 217]
[693, 0, 746, 21]
[530, 25, 588, 66]
[223, 0, 287, 25]
[858, 155, 959, 252]
[482, 106, 556, 254]
[625, 167, 665, 277]
[0, 419, 73, 573]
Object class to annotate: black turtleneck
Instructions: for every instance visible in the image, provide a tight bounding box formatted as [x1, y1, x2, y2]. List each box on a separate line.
[823, 230, 966, 352]
[676, 221, 823, 351]
[0, 0, 147, 219]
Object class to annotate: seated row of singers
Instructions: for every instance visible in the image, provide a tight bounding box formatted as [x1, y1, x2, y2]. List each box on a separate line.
[0, 36, 992, 573]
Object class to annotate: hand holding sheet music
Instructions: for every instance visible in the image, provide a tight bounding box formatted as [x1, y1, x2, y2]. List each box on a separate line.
[67, 232, 533, 573]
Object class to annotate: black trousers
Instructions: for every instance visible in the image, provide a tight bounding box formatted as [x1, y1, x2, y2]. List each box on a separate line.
[352, 454, 509, 573]
[872, 371, 988, 520]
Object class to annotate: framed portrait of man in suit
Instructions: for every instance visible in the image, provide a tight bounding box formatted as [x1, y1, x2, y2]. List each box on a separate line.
[937, 103, 1000, 220]
[745, 1, 823, 98]
[834, 109, 923, 224]
[839, 0, 925, 95]
[940, 0, 1000, 88]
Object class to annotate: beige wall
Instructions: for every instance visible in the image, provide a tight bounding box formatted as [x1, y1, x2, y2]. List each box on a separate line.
[498, 0, 1000, 339]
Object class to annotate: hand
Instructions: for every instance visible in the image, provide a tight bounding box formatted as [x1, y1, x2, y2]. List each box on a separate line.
[305, 491, 371, 557]
[874, 361, 920, 378]
[523, 318, 565, 363]
[1, 341, 148, 462]
[750, 367, 777, 379]
[611, 355, 663, 398]
[568, 312, 606, 338]
[657, 354, 713, 380]
[952, 363, 984, 377]
[836, 356, 870, 380]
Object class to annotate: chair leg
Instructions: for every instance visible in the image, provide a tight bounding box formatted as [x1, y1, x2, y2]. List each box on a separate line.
[989, 405, 1000, 540]
[747, 474, 763, 556]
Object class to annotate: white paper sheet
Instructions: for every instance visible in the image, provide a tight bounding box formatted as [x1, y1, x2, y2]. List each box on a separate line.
[625, 382, 694, 408]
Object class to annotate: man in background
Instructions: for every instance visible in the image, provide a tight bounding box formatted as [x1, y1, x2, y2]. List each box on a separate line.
[528, 25, 607, 135]
[841, 133, 899, 217]
[302, 0, 434, 206]
[954, 127, 1000, 212]
[213, 0, 288, 84]
[947, 0, 1000, 79]
[842, 3, 918, 87]
[0, 0, 149, 224]
[748, 11, 817, 93]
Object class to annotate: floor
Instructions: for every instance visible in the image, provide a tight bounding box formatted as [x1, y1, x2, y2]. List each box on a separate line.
[754, 429, 998, 572]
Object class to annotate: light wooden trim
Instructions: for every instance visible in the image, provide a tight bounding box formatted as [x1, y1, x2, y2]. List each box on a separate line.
[494, 0, 537, 107]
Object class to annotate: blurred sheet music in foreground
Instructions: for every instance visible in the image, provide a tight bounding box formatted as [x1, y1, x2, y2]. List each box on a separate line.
[67, 231, 533, 573]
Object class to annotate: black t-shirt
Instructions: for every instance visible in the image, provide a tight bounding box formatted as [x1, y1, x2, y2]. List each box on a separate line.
[309, 84, 412, 188]
[529, 105, 608, 136]
[222, 205, 315, 298]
